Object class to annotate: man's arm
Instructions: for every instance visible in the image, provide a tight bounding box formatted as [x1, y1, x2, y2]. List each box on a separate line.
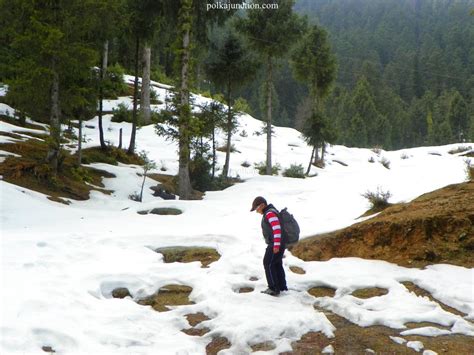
[265, 211, 281, 253]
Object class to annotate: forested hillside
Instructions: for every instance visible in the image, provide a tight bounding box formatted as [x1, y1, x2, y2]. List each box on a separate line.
[239, 0, 474, 149]
[1, 0, 473, 200]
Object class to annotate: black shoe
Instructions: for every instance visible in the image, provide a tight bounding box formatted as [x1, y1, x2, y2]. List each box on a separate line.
[261, 288, 280, 296]
[280, 287, 288, 292]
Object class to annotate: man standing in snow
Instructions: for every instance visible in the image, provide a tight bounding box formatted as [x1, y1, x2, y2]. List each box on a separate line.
[251, 196, 287, 296]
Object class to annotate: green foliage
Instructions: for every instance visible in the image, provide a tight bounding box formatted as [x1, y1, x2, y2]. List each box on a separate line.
[103, 63, 128, 99]
[111, 103, 133, 123]
[254, 161, 281, 175]
[71, 166, 93, 183]
[283, 164, 305, 178]
[291, 24, 336, 100]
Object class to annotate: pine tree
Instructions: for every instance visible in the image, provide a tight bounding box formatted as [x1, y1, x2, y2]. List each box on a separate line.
[126, 0, 164, 155]
[2, 0, 98, 173]
[205, 31, 257, 177]
[290, 24, 336, 168]
[238, 0, 304, 174]
[448, 91, 469, 142]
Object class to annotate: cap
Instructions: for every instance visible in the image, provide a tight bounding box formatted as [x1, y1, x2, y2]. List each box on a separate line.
[250, 196, 267, 211]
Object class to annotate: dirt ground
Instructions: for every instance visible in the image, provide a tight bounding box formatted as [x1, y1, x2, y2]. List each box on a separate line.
[292, 180, 474, 268]
[286, 180, 474, 354]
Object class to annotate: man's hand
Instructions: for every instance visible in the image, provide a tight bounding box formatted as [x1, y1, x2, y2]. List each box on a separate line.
[273, 247, 280, 254]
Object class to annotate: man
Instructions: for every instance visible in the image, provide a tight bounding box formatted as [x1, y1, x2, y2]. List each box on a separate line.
[251, 196, 288, 296]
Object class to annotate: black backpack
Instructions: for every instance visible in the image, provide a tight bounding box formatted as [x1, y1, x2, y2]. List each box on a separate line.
[279, 208, 300, 246]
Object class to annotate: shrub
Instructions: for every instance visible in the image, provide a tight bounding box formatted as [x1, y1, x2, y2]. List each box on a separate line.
[380, 157, 391, 169]
[103, 63, 128, 99]
[254, 162, 281, 175]
[371, 146, 382, 155]
[189, 155, 213, 192]
[368, 157, 375, 163]
[216, 144, 239, 153]
[362, 187, 392, 211]
[241, 161, 251, 168]
[283, 164, 305, 178]
[239, 130, 248, 138]
[111, 103, 132, 123]
[129, 191, 141, 202]
[400, 153, 410, 160]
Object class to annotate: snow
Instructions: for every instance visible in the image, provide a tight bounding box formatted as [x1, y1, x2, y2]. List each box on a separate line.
[322, 344, 334, 353]
[407, 340, 424, 352]
[1, 80, 473, 354]
[390, 336, 406, 345]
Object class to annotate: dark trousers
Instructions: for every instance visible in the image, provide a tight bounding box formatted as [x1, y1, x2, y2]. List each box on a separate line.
[263, 246, 287, 292]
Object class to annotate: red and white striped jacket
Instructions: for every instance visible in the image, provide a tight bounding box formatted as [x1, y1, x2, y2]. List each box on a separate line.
[263, 208, 282, 250]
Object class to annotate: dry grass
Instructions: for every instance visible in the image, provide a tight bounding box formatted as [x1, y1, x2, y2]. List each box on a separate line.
[137, 284, 194, 312]
[0, 139, 114, 201]
[155, 247, 220, 268]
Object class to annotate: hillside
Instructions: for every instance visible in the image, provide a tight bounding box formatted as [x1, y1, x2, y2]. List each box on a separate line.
[293, 180, 474, 268]
[1, 82, 473, 354]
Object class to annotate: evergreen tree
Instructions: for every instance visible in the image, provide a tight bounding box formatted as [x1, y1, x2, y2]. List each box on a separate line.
[448, 91, 469, 142]
[126, 0, 164, 155]
[290, 24, 336, 166]
[238, 0, 304, 174]
[2, 0, 98, 173]
[205, 31, 256, 177]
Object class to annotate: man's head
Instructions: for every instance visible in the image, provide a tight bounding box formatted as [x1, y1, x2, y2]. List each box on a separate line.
[250, 196, 267, 214]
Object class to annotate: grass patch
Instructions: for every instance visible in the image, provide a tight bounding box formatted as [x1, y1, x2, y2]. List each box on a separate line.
[155, 246, 220, 267]
[289, 266, 306, 274]
[137, 284, 194, 312]
[283, 164, 305, 178]
[0, 114, 46, 131]
[0, 139, 114, 201]
[308, 286, 336, 298]
[81, 146, 144, 166]
[351, 287, 388, 298]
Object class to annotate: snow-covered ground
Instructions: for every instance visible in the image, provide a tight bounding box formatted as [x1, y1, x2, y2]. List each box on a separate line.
[1, 82, 473, 354]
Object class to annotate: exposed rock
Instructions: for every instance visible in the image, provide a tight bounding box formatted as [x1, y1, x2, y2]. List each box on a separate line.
[149, 208, 182, 215]
[111, 287, 132, 299]
[150, 184, 176, 200]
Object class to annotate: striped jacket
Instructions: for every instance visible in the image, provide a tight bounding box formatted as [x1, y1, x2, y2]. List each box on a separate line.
[261, 204, 283, 250]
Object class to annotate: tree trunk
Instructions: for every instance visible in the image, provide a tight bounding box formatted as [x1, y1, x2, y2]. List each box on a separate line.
[127, 36, 140, 155]
[223, 83, 232, 178]
[212, 126, 216, 179]
[314, 144, 320, 162]
[139, 170, 147, 202]
[265, 56, 273, 175]
[98, 40, 108, 150]
[141, 45, 151, 125]
[321, 142, 326, 161]
[306, 146, 315, 175]
[118, 128, 122, 149]
[177, 3, 193, 200]
[77, 115, 83, 166]
[46, 57, 61, 174]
